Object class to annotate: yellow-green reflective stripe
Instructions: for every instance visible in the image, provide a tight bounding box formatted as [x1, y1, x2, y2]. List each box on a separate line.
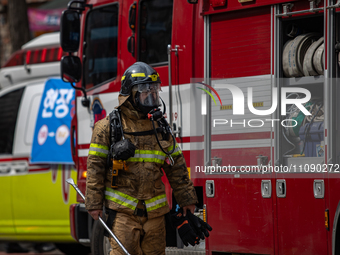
[90, 143, 109, 150]
[167, 144, 178, 152]
[168, 144, 182, 157]
[105, 196, 136, 210]
[131, 73, 146, 77]
[145, 194, 167, 212]
[145, 194, 166, 204]
[147, 201, 168, 212]
[135, 150, 166, 157]
[126, 157, 164, 164]
[106, 187, 138, 203]
[89, 151, 108, 158]
[89, 143, 109, 158]
[105, 187, 138, 210]
[171, 150, 182, 157]
[126, 151, 166, 164]
[134, 153, 165, 161]
[121, 76, 125, 81]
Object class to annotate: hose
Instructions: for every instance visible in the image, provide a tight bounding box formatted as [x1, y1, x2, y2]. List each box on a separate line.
[150, 114, 176, 166]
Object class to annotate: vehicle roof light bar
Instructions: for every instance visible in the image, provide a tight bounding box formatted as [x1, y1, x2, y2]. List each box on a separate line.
[2, 46, 65, 68]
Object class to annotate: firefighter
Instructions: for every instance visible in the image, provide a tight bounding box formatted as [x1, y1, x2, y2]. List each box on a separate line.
[85, 62, 199, 254]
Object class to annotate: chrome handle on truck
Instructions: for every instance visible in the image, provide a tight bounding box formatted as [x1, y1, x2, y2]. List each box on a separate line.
[261, 180, 272, 198]
[206, 180, 215, 198]
[276, 179, 286, 198]
[313, 180, 324, 199]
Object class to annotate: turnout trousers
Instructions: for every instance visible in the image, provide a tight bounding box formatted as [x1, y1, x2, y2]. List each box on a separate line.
[109, 212, 166, 255]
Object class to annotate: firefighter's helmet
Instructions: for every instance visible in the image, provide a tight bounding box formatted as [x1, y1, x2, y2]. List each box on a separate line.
[118, 62, 162, 114]
[120, 62, 161, 96]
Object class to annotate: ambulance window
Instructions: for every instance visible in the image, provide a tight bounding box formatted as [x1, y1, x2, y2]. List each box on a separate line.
[138, 0, 173, 66]
[83, 4, 118, 89]
[0, 88, 24, 154]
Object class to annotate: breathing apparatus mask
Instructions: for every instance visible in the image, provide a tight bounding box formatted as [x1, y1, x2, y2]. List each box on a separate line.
[133, 83, 162, 115]
[117, 62, 177, 165]
[130, 83, 176, 165]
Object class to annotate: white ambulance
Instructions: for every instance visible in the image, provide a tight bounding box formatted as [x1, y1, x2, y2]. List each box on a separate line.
[0, 32, 90, 255]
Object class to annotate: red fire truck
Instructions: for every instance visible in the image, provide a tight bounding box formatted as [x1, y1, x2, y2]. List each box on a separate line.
[60, 0, 340, 254]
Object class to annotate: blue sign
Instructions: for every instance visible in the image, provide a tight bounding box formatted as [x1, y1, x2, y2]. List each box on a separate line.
[31, 78, 75, 164]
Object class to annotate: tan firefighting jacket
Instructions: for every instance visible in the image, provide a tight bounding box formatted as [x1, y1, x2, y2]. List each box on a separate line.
[85, 100, 198, 219]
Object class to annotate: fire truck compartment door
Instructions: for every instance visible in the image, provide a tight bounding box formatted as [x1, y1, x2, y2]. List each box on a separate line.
[204, 6, 275, 254]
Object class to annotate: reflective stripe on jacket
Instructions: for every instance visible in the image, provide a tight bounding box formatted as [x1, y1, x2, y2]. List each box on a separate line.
[105, 187, 168, 212]
[125, 144, 181, 164]
[89, 143, 109, 158]
[85, 100, 198, 219]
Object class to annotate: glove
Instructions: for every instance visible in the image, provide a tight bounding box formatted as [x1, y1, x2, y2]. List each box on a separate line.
[171, 209, 200, 246]
[187, 210, 213, 239]
[112, 139, 135, 160]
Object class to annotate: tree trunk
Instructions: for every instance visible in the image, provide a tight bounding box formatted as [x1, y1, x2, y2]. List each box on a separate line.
[8, 0, 31, 53]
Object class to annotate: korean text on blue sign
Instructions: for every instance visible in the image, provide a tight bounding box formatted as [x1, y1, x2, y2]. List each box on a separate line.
[31, 78, 75, 164]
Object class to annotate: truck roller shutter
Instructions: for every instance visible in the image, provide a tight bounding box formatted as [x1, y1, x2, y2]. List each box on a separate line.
[210, 7, 271, 79]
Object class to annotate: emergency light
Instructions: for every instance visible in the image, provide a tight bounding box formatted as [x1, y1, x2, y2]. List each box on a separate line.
[79, 168, 87, 180]
[210, 0, 226, 7]
[81, 170, 87, 179]
[2, 46, 65, 68]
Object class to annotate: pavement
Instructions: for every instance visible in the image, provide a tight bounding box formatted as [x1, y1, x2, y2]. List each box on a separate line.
[0, 243, 64, 255]
[0, 242, 205, 255]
